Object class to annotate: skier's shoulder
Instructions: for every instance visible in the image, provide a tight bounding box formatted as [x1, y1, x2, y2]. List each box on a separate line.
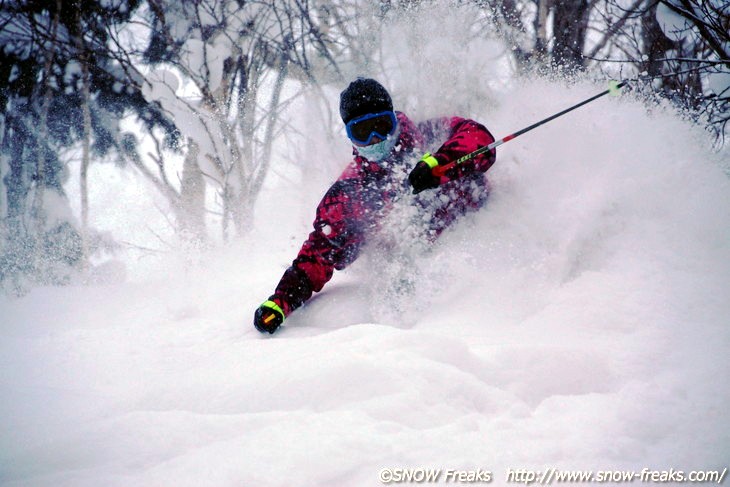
[420, 114, 494, 145]
[395, 110, 420, 137]
[418, 114, 480, 132]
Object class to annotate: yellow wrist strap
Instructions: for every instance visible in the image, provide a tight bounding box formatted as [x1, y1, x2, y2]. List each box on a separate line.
[420, 153, 439, 169]
[262, 300, 285, 320]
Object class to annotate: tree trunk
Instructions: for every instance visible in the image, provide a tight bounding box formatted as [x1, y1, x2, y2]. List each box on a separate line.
[641, 2, 681, 97]
[534, 0, 550, 61]
[76, 10, 92, 268]
[78, 21, 91, 231]
[551, 0, 591, 71]
[179, 139, 206, 242]
[32, 0, 63, 230]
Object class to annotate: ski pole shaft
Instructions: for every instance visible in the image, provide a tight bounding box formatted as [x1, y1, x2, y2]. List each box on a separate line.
[433, 80, 626, 177]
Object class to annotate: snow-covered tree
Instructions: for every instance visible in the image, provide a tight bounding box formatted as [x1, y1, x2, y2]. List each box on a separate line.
[135, 0, 346, 239]
[0, 0, 175, 294]
[592, 0, 730, 141]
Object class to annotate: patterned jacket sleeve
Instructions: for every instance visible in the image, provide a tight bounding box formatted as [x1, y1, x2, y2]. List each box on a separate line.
[420, 117, 497, 183]
[269, 179, 364, 316]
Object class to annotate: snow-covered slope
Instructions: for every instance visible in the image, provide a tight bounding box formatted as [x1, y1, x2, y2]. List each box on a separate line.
[1, 80, 729, 486]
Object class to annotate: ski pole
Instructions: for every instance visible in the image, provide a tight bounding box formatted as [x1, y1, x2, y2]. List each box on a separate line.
[433, 80, 626, 177]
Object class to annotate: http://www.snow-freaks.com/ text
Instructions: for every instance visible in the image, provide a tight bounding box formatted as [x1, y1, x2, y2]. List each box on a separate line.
[377, 466, 727, 484]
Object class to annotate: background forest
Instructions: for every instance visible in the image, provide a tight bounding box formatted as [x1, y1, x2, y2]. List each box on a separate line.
[1, 0, 728, 293]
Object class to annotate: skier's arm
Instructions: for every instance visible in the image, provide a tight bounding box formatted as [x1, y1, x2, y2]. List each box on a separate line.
[409, 117, 496, 193]
[254, 181, 364, 333]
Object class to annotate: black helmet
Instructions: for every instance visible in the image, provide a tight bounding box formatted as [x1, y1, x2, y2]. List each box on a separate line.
[339, 78, 393, 124]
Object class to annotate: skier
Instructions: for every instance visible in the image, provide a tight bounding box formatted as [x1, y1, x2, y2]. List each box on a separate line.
[254, 78, 497, 334]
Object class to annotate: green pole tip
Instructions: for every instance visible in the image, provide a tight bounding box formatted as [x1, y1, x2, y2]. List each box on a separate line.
[608, 80, 624, 96]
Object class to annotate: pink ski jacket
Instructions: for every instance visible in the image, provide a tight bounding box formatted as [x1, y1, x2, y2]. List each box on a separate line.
[270, 111, 496, 316]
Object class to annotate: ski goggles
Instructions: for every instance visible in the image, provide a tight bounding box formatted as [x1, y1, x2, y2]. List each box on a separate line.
[345, 111, 397, 145]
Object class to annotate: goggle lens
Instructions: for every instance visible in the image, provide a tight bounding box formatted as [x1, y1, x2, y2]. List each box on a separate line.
[346, 111, 396, 145]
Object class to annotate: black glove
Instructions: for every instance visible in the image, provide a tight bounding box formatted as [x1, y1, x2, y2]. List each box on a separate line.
[408, 154, 440, 194]
[254, 300, 285, 334]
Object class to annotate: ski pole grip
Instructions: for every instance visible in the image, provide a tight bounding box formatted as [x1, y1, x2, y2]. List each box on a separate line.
[433, 162, 455, 178]
[608, 80, 624, 96]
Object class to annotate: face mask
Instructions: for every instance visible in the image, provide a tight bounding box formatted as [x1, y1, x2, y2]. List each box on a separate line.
[355, 125, 400, 162]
